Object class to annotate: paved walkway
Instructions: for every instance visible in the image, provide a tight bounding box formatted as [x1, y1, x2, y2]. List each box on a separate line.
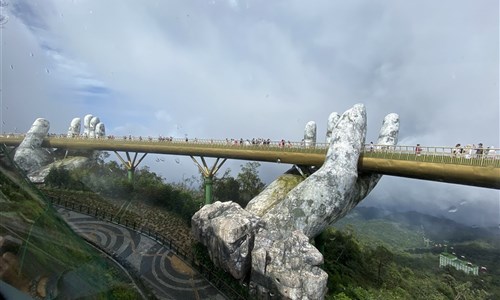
[57, 208, 226, 300]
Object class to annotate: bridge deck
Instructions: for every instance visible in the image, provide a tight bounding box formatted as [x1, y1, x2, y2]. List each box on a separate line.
[1, 135, 498, 189]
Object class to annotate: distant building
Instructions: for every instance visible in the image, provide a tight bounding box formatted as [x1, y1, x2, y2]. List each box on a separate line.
[439, 253, 478, 275]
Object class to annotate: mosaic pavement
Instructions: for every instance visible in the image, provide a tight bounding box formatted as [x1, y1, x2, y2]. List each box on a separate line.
[57, 208, 226, 300]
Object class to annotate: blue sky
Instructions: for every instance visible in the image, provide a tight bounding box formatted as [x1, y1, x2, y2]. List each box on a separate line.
[1, 0, 499, 226]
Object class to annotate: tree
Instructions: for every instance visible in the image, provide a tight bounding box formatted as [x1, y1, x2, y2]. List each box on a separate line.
[95, 151, 110, 166]
[45, 167, 61, 188]
[45, 167, 73, 189]
[213, 169, 240, 203]
[369, 245, 393, 285]
[236, 162, 265, 207]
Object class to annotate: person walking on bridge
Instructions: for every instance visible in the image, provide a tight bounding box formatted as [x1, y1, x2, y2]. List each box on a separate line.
[415, 144, 422, 156]
[476, 143, 484, 158]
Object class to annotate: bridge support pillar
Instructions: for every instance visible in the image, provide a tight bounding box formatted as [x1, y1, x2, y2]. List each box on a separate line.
[114, 151, 148, 183]
[204, 176, 213, 205]
[127, 168, 135, 182]
[191, 156, 227, 205]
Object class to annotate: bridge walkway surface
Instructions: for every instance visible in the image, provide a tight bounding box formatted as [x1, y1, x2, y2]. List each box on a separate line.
[56, 207, 227, 300]
[1, 135, 499, 188]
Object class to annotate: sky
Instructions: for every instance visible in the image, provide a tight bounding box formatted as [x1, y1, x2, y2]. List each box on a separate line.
[1, 0, 499, 227]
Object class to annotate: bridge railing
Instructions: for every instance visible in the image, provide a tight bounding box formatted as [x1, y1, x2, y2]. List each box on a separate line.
[1, 133, 330, 153]
[363, 145, 500, 167]
[140, 137, 330, 153]
[1, 134, 498, 167]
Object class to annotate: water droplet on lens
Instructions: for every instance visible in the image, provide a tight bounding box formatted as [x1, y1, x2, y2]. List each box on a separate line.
[0, 15, 8, 25]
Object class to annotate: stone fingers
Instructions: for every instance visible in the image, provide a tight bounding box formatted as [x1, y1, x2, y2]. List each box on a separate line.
[377, 113, 399, 145]
[354, 113, 400, 201]
[249, 105, 366, 299]
[325, 112, 340, 144]
[261, 104, 367, 238]
[247, 112, 334, 217]
[83, 114, 93, 137]
[89, 116, 100, 138]
[14, 118, 52, 173]
[18, 118, 50, 149]
[323, 103, 366, 170]
[303, 121, 317, 147]
[96, 123, 106, 138]
[67, 118, 81, 137]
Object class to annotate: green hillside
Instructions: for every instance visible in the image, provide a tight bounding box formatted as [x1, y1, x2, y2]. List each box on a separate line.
[335, 215, 424, 251]
[325, 206, 500, 299]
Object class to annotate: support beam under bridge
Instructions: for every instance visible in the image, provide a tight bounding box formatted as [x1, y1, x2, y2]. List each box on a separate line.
[114, 151, 148, 182]
[190, 156, 227, 204]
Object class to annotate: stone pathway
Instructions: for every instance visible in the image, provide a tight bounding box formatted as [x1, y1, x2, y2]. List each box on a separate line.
[57, 208, 226, 300]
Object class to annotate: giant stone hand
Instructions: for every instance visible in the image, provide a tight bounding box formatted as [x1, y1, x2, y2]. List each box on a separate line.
[14, 115, 106, 182]
[192, 104, 399, 299]
[249, 104, 399, 298]
[67, 118, 81, 138]
[13, 118, 53, 173]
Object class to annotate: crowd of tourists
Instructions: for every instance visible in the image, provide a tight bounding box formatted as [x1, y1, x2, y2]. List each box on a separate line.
[451, 143, 497, 159]
[1, 133, 498, 159]
[365, 141, 498, 159]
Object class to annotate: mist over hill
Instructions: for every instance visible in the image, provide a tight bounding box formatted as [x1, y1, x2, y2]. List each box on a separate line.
[364, 177, 500, 228]
[337, 206, 500, 246]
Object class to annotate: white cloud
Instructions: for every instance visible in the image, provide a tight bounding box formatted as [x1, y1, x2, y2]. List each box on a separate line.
[154, 110, 172, 122]
[228, 0, 238, 9]
[3, 0, 499, 225]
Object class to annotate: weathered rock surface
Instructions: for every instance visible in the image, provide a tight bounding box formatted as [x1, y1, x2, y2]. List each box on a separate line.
[95, 123, 105, 138]
[13, 118, 53, 173]
[352, 113, 399, 202]
[192, 104, 400, 299]
[191, 201, 262, 279]
[67, 118, 81, 137]
[261, 105, 399, 238]
[89, 116, 100, 138]
[28, 157, 90, 183]
[260, 104, 366, 237]
[14, 115, 107, 183]
[325, 112, 340, 144]
[246, 173, 304, 217]
[377, 113, 399, 145]
[250, 229, 327, 299]
[303, 121, 316, 147]
[83, 114, 93, 137]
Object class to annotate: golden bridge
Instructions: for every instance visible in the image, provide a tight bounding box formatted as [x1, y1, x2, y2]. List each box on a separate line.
[1, 135, 499, 191]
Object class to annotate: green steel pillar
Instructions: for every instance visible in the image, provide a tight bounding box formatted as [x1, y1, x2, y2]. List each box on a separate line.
[191, 156, 227, 206]
[204, 176, 213, 205]
[114, 151, 147, 184]
[127, 168, 135, 183]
